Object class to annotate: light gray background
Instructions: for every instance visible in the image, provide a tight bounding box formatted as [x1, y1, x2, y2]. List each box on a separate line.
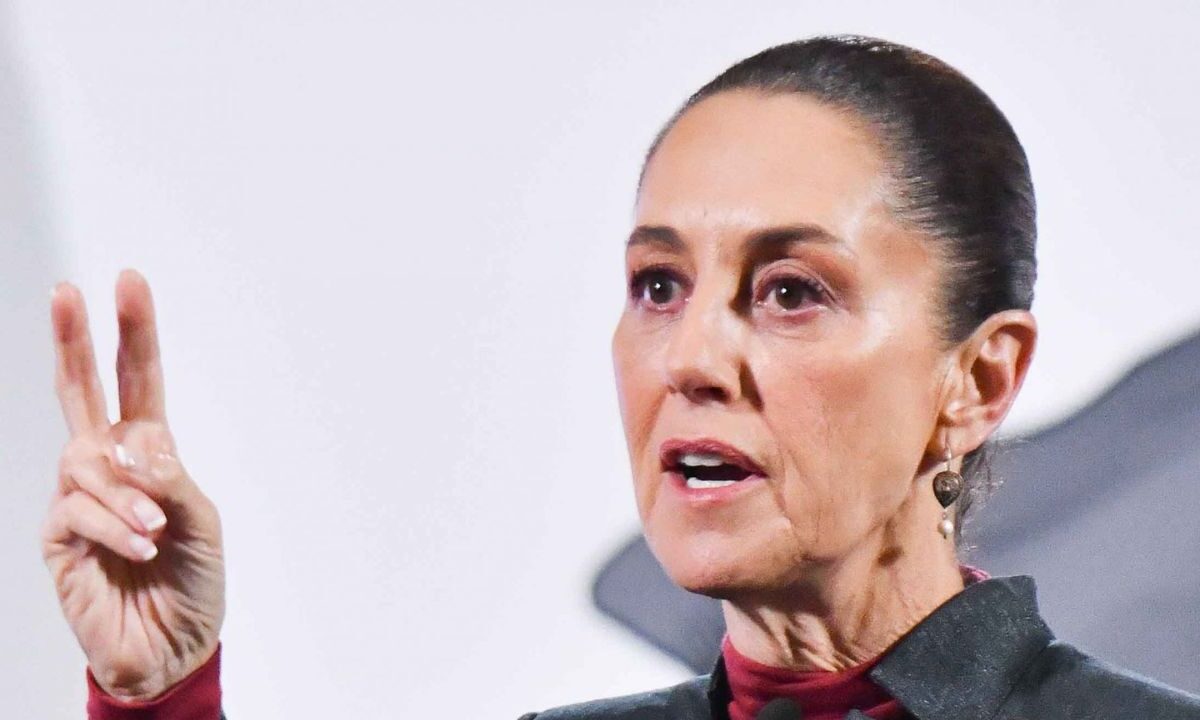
[2, 2, 1197, 717]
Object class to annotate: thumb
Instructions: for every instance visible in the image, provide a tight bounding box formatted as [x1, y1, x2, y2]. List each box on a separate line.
[106, 421, 219, 541]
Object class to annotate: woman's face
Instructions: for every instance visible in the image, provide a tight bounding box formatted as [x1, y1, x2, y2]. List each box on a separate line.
[612, 91, 954, 598]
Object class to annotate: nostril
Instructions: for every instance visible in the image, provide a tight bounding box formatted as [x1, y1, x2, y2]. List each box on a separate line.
[689, 385, 729, 403]
[663, 341, 740, 403]
[668, 369, 730, 403]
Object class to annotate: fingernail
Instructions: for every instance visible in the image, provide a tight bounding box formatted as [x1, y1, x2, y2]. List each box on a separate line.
[132, 499, 167, 532]
[114, 444, 137, 469]
[129, 535, 158, 561]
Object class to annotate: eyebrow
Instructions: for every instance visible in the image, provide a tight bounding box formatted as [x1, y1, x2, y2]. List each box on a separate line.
[625, 223, 845, 254]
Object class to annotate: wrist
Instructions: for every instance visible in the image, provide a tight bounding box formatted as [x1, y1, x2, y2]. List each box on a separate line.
[87, 644, 222, 719]
[95, 640, 222, 701]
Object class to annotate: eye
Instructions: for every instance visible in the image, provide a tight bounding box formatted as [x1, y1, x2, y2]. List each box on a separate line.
[629, 267, 687, 311]
[757, 274, 826, 313]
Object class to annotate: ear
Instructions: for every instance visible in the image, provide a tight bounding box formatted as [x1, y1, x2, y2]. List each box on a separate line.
[937, 309, 1037, 457]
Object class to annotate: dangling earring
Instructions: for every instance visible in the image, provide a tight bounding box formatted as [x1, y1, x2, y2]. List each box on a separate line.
[932, 448, 964, 539]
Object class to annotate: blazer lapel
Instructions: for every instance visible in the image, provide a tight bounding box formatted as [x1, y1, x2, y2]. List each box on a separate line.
[868, 576, 1053, 720]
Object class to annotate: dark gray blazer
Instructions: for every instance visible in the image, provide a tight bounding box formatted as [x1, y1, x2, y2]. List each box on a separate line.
[520, 576, 1200, 719]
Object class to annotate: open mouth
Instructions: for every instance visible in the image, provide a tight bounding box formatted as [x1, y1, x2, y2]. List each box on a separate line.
[660, 439, 766, 490]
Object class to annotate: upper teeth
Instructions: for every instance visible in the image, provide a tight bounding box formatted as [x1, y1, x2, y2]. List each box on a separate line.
[678, 452, 728, 468]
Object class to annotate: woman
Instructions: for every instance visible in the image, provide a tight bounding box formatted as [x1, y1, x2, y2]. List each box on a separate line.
[44, 36, 1199, 720]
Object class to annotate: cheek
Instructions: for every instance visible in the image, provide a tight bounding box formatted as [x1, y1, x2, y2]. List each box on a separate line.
[757, 329, 940, 546]
[612, 317, 659, 436]
[612, 316, 666, 512]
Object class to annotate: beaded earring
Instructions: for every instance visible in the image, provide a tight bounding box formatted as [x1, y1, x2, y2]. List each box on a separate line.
[932, 448, 964, 539]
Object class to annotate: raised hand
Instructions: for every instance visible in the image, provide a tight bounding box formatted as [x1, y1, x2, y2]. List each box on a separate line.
[42, 269, 225, 700]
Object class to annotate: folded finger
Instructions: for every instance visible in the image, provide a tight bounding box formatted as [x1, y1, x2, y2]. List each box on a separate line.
[46, 491, 158, 563]
[51, 284, 110, 435]
[60, 442, 167, 536]
[115, 269, 167, 423]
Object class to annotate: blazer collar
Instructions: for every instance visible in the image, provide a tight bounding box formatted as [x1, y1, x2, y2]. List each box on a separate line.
[703, 653, 731, 720]
[869, 575, 1053, 719]
[701, 575, 1053, 720]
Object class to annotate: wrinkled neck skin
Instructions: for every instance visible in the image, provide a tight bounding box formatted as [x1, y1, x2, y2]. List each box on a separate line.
[720, 484, 964, 672]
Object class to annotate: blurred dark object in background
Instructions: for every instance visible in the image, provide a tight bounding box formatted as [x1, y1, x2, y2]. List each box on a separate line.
[593, 329, 1200, 693]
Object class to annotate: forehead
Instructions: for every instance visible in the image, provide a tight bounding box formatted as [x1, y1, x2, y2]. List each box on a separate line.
[636, 91, 889, 244]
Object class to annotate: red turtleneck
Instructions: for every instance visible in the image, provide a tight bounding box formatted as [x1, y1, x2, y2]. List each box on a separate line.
[721, 634, 907, 720]
[86, 645, 221, 720]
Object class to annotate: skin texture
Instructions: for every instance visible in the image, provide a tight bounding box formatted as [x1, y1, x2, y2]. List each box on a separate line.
[43, 270, 225, 700]
[611, 90, 1036, 670]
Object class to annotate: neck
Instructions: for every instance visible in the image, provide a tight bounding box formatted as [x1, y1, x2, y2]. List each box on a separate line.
[721, 496, 963, 672]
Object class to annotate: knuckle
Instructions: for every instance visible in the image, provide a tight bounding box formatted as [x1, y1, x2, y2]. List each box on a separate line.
[114, 415, 171, 444]
[58, 438, 84, 470]
[44, 497, 84, 545]
[40, 505, 62, 543]
[113, 419, 176, 456]
[60, 490, 88, 513]
[47, 494, 80, 533]
[61, 434, 104, 466]
[56, 450, 82, 488]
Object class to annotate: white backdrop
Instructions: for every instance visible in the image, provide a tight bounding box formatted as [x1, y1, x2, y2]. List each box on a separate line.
[3, 2, 1199, 717]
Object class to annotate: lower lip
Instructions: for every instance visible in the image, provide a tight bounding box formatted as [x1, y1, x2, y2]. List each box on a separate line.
[663, 470, 764, 505]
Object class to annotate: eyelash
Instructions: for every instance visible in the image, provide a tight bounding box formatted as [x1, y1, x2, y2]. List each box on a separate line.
[754, 272, 829, 313]
[628, 266, 688, 310]
[627, 266, 830, 314]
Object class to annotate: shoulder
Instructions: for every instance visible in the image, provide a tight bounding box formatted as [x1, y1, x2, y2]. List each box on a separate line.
[1001, 640, 1200, 719]
[518, 675, 710, 720]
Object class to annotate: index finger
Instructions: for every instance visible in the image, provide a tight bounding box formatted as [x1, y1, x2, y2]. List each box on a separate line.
[115, 269, 167, 422]
[51, 283, 110, 435]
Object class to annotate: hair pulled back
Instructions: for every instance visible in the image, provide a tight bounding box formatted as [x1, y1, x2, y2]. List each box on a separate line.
[643, 35, 1038, 543]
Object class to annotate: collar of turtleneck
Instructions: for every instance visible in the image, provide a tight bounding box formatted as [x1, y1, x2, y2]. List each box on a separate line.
[722, 634, 906, 720]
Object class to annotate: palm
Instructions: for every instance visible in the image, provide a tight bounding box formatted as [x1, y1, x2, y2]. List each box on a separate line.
[46, 494, 224, 692]
[44, 271, 226, 700]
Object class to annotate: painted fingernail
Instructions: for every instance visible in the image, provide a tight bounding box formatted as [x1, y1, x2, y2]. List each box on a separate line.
[129, 534, 158, 561]
[132, 499, 166, 532]
[114, 444, 137, 469]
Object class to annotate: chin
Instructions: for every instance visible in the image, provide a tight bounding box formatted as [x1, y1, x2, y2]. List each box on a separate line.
[645, 523, 800, 600]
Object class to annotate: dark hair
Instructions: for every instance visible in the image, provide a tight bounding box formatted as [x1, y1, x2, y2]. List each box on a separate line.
[642, 35, 1037, 544]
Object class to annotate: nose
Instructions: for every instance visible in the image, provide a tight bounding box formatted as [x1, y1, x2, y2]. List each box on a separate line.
[663, 286, 744, 405]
